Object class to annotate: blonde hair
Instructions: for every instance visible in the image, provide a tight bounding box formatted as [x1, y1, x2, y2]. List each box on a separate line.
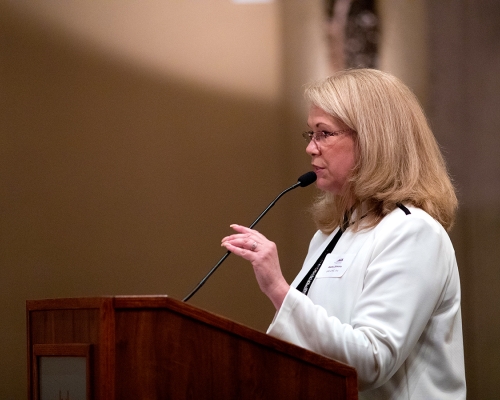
[305, 69, 457, 233]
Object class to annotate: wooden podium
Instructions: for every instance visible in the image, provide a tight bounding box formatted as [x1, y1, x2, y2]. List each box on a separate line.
[27, 296, 357, 399]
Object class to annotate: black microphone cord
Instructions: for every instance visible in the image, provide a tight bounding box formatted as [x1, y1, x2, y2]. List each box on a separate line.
[182, 171, 316, 302]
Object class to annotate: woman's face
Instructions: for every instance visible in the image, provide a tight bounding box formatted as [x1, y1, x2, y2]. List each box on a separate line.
[306, 105, 357, 194]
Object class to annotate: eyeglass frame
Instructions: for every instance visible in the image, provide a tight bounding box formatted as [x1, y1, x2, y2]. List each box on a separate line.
[302, 129, 355, 145]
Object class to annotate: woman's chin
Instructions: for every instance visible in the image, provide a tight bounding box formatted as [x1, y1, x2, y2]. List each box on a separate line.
[315, 180, 340, 194]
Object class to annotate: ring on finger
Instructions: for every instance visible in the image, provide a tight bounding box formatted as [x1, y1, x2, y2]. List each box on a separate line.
[251, 241, 258, 251]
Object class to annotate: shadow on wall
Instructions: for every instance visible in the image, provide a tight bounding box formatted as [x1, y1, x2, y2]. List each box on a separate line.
[0, 5, 316, 397]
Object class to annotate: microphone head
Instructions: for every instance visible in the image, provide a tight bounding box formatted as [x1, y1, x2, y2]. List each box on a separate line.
[297, 171, 317, 187]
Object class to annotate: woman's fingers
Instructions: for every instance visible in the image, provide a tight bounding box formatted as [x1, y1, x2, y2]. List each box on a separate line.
[220, 224, 289, 309]
[221, 238, 257, 253]
[229, 223, 251, 233]
[221, 225, 265, 250]
[221, 236, 257, 250]
[221, 241, 254, 261]
[229, 224, 268, 241]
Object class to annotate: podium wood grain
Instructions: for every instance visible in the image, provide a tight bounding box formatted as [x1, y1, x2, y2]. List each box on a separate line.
[27, 296, 358, 399]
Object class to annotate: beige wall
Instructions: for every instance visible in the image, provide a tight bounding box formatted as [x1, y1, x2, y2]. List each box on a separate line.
[5, 0, 282, 102]
[426, 2, 500, 398]
[1, 1, 499, 398]
[0, 1, 325, 396]
[378, 0, 429, 106]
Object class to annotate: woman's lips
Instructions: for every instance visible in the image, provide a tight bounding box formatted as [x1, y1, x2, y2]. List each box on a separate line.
[313, 165, 324, 175]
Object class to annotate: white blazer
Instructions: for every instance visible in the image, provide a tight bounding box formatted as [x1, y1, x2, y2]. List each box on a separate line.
[267, 206, 466, 399]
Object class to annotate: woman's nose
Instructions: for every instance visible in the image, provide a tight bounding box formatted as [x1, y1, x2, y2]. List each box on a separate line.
[306, 139, 320, 156]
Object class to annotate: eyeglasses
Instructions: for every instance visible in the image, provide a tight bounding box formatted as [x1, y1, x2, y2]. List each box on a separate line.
[302, 129, 354, 144]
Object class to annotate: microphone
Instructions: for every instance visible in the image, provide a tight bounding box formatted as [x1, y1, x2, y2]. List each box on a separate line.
[182, 171, 317, 302]
[297, 171, 317, 187]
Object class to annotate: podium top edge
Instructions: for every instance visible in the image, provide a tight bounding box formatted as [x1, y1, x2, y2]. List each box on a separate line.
[26, 295, 171, 310]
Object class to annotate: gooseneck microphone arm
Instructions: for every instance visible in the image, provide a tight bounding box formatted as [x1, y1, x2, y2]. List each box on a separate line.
[182, 171, 316, 302]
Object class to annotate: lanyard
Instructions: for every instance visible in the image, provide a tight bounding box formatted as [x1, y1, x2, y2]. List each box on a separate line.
[295, 204, 410, 296]
[295, 227, 344, 296]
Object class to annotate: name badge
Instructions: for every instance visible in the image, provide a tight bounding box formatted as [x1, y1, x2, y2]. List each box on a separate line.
[316, 253, 355, 278]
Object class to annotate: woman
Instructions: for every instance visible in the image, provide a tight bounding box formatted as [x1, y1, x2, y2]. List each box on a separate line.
[221, 69, 466, 399]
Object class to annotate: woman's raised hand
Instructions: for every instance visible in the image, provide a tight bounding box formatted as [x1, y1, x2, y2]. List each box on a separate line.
[221, 224, 289, 309]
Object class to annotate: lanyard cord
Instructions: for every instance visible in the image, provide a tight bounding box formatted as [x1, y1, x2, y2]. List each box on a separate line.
[295, 227, 344, 296]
